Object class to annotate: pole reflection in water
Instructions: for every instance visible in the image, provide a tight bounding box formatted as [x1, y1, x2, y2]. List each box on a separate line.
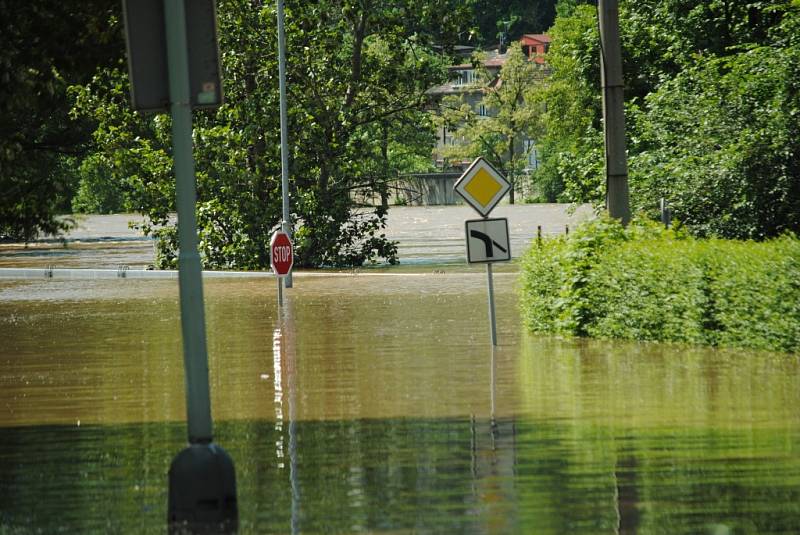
[2, 273, 800, 532]
[272, 328, 285, 468]
[273, 301, 299, 535]
[614, 453, 640, 535]
[467, 344, 518, 532]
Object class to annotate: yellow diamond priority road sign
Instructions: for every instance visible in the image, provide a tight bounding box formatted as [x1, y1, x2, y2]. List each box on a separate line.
[454, 157, 510, 217]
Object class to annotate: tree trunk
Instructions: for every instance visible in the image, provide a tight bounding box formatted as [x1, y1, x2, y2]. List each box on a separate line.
[380, 122, 390, 211]
[343, 9, 368, 112]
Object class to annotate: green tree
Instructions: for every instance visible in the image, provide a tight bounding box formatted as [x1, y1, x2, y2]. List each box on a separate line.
[437, 43, 545, 203]
[284, 11, 460, 266]
[73, 0, 471, 268]
[525, 4, 602, 203]
[624, 0, 800, 239]
[628, 10, 800, 238]
[0, 0, 121, 241]
[532, 0, 800, 237]
[71, 153, 135, 214]
[472, 0, 557, 43]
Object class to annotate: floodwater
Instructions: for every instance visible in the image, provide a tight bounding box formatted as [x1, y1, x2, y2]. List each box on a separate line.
[2, 206, 800, 534]
[0, 204, 593, 269]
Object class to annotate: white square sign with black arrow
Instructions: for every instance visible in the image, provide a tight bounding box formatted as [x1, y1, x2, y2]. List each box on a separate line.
[465, 218, 511, 264]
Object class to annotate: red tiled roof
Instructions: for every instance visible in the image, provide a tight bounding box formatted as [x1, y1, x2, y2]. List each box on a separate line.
[522, 34, 551, 43]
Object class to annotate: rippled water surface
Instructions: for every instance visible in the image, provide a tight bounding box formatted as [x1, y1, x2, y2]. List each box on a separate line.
[2, 208, 800, 533]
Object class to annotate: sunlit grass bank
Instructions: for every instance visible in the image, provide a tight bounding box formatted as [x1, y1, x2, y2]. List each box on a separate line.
[519, 216, 800, 353]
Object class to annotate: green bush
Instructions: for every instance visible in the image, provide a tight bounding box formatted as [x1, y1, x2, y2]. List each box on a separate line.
[518, 233, 566, 333]
[519, 217, 800, 353]
[703, 237, 800, 352]
[71, 153, 134, 214]
[586, 239, 707, 344]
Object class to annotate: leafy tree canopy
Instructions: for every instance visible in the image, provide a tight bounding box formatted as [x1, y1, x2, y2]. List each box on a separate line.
[532, 0, 800, 239]
[0, 0, 120, 241]
[72, 0, 473, 268]
[472, 0, 557, 44]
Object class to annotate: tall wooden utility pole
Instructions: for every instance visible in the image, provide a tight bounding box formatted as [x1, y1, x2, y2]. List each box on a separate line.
[598, 0, 631, 224]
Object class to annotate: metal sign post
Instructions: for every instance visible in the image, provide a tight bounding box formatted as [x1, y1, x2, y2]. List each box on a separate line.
[271, 230, 294, 310]
[277, 0, 293, 288]
[454, 158, 512, 347]
[486, 263, 498, 346]
[122, 0, 223, 113]
[465, 217, 511, 347]
[124, 0, 237, 531]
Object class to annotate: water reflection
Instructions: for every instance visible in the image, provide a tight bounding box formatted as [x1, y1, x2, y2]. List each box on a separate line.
[272, 327, 285, 468]
[3, 417, 798, 533]
[1, 273, 799, 533]
[275, 303, 301, 535]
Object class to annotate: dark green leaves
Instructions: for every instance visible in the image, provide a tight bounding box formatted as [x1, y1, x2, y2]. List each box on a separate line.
[519, 216, 800, 352]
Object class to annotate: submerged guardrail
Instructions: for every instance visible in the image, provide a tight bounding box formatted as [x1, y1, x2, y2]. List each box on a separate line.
[0, 267, 274, 280]
[0, 267, 446, 280]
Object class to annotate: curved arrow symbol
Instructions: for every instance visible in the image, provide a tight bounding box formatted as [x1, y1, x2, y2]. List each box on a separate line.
[470, 229, 507, 258]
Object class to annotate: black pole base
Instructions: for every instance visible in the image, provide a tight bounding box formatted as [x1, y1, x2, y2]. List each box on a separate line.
[168, 442, 238, 534]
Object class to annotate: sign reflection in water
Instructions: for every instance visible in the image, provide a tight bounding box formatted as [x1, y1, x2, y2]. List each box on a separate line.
[273, 302, 300, 535]
[1, 273, 800, 533]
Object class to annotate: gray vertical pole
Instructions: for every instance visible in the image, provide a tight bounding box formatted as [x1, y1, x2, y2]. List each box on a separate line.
[165, 4, 237, 531]
[486, 263, 498, 346]
[277, 0, 293, 288]
[660, 198, 671, 228]
[599, 0, 631, 225]
[490, 345, 497, 419]
[489, 345, 497, 443]
[164, 0, 212, 443]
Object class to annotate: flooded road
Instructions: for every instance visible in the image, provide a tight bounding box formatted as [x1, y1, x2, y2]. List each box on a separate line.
[0, 204, 593, 269]
[2, 205, 800, 533]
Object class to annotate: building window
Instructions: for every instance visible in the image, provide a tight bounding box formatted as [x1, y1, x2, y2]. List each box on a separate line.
[524, 139, 539, 169]
[453, 69, 477, 86]
[478, 104, 487, 117]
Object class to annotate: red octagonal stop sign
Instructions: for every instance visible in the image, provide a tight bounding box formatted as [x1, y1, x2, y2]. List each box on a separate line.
[270, 231, 293, 276]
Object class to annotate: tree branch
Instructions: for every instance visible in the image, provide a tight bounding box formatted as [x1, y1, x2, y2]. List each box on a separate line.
[343, 6, 369, 112]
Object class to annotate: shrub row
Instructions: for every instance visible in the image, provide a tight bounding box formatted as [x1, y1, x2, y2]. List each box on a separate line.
[519, 217, 800, 353]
